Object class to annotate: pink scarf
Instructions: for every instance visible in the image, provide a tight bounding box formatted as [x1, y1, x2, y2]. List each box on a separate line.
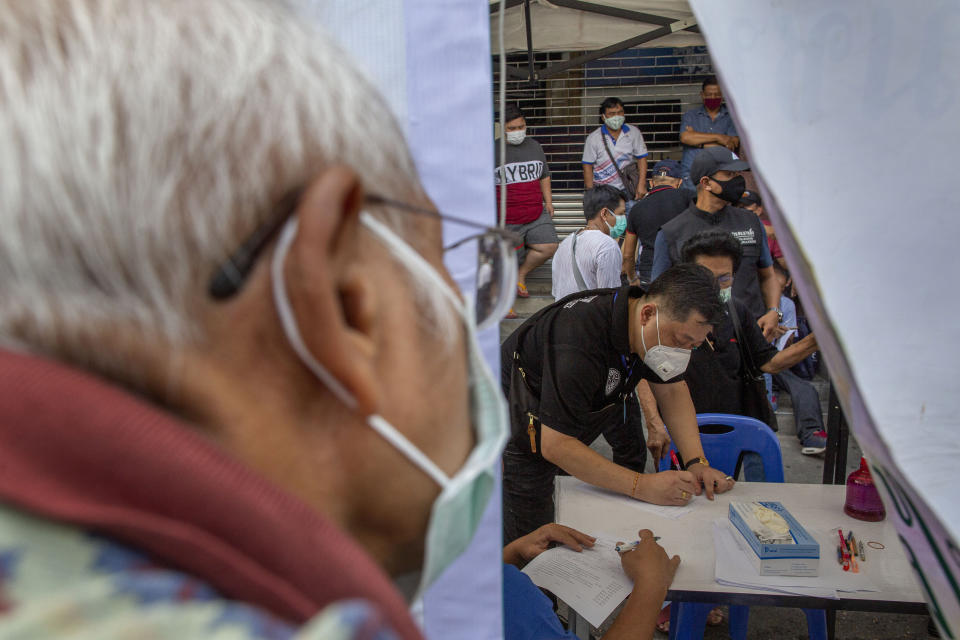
[0, 348, 422, 639]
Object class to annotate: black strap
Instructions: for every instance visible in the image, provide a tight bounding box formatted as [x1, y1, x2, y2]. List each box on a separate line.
[726, 298, 763, 380]
[600, 131, 632, 195]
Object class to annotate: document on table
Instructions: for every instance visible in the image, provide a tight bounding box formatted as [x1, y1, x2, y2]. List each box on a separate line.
[712, 520, 879, 598]
[521, 535, 631, 628]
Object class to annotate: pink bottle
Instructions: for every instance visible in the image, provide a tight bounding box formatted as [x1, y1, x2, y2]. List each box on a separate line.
[844, 457, 886, 521]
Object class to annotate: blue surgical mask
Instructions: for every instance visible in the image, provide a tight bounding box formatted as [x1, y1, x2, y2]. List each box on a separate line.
[271, 214, 508, 599]
[609, 214, 627, 239]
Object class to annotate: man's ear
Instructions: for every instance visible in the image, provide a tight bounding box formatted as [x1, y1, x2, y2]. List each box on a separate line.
[641, 302, 661, 326]
[283, 165, 380, 416]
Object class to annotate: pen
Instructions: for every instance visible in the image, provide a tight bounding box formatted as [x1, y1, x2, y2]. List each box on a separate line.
[838, 529, 850, 571]
[859, 540, 866, 562]
[847, 532, 860, 573]
[670, 450, 682, 472]
[615, 538, 660, 552]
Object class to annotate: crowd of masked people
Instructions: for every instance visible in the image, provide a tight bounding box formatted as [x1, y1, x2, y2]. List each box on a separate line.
[494, 77, 826, 635]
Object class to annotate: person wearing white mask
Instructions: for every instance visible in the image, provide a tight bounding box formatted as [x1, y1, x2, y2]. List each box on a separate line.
[495, 104, 558, 304]
[582, 97, 649, 202]
[500, 263, 737, 544]
[549, 184, 647, 509]
[0, 1, 512, 638]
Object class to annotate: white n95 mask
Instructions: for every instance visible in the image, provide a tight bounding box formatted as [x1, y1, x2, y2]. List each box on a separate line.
[640, 306, 691, 381]
[270, 211, 508, 599]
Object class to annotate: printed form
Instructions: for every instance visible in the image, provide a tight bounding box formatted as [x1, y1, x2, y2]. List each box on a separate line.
[521, 535, 632, 628]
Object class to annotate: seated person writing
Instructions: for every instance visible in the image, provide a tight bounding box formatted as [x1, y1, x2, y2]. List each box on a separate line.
[503, 524, 679, 640]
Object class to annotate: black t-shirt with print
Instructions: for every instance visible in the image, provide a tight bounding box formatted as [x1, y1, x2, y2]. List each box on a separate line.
[500, 285, 682, 443]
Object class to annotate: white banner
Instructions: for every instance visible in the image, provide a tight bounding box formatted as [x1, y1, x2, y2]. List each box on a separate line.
[690, 1, 960, 634]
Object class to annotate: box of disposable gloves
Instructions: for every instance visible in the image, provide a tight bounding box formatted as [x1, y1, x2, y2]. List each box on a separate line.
[728, 501, 820, 576]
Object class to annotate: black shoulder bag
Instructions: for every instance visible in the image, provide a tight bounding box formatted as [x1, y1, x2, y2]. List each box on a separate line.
[726, 298, 779, 431]
[600, 132, 639, 198]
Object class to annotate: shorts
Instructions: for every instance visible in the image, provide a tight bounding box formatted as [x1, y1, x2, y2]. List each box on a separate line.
[506, 210, 559, 263]
[506, 210, 559, 248]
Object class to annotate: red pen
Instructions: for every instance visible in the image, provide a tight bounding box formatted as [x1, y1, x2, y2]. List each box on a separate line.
[838, 529, 850, 571]
[670, 450, 682, 471]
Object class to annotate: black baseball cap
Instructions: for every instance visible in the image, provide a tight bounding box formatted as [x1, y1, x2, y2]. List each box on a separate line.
[689, 147, 749, 186]
[739, 190, 762, 207]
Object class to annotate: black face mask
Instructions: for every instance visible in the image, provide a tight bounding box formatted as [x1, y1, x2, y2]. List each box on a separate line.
[710, 174, 746, 204]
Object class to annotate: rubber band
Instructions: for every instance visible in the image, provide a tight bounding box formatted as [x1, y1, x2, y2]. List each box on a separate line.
[867, 541, 885, 550]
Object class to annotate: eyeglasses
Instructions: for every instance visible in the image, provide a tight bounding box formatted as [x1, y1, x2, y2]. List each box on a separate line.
[716, 274, 734, 288]
[208, 192, 521, 331]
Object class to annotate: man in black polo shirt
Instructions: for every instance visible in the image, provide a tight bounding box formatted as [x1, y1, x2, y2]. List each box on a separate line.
[500, 264, 735, 543]
[622, 159, 691, 287]
[650, 147, 783, 340]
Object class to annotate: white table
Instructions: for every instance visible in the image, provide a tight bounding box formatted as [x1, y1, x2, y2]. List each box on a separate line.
[555, 477, 926, 637]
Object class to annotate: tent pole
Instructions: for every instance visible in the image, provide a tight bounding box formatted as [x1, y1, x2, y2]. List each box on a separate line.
[523, 0, 534, 82]
[536, 19, 696, 79]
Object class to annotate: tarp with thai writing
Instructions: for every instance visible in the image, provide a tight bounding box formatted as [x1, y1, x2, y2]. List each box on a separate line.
[691, 1, 960, 633]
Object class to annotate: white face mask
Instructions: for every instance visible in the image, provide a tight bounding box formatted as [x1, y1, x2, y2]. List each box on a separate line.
[604, 115, 625, 131]
[271, 213, 509, 599]
[639, 306, 692, 381]
[719, 286, 732, 304]
[505, 129, 526, 145]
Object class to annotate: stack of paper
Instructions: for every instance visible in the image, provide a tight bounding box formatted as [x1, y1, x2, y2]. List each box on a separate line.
[712, 520, 879, 598]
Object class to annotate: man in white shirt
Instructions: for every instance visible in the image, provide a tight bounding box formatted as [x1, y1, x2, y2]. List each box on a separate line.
[552, 185, 626, 300]
[581, 97, 649, 202]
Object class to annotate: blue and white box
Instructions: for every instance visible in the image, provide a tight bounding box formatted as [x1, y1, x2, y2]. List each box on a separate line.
[728, 501, 820, 576]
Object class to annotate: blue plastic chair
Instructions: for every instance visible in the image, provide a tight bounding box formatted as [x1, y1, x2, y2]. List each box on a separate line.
[657, 413, 826, 640]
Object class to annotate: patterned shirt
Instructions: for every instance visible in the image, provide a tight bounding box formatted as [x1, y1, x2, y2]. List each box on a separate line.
[581, 124, 648, 191]
[0, 504, 399, 640]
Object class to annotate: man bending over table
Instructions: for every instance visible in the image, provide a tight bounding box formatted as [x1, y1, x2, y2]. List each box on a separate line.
[500, 264, 735, 543]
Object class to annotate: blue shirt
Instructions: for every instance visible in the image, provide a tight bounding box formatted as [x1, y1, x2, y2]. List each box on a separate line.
[503, 564, 576, 640]
[679, 105, 740, 179]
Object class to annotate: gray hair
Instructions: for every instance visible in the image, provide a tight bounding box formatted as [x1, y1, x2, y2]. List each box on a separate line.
[0, 0, 453, 378]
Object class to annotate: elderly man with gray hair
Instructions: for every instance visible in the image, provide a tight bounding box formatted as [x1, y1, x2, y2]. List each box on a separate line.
[0, 1, 516, 638]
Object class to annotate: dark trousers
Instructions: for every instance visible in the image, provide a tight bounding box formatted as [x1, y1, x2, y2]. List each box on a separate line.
[501, 401, 647, 544]
[502, 442, 558, 544]
[773, 370, 823, 439]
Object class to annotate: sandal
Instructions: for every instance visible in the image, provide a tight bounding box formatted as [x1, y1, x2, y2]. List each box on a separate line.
[516, 282, 530, 298]
[654, 605, 724, 632]
[656, 604, 670, 633]
[706, 607, 725, 626]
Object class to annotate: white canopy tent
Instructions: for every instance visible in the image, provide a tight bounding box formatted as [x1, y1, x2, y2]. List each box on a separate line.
[490, 0, 702, 54]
